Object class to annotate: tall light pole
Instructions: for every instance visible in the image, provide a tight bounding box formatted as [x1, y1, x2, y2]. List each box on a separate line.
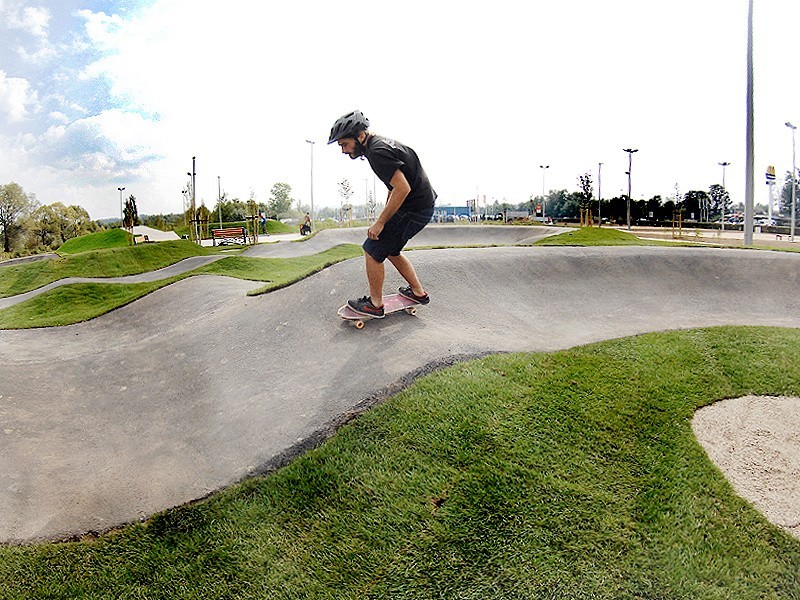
[623, 148, 638, 230]
[217, 176, 223, 229]
[744, 0, 755, 246]
[787, 122, 797, 242]
[117, 187, 125, 227]
[305, 140, 315, 231]
[597, 162, 603, 227]
[187, 156, 197, 243]
[719, 161, 731, 232]
[539, 165, 549, 220]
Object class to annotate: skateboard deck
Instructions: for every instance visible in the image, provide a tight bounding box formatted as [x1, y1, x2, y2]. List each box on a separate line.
[338, 293, 422, 329]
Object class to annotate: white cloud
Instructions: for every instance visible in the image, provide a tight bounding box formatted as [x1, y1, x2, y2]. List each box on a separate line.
[6, 5, 50, 40]
[48, 110, 69, 124]
[3, 0, 799, 220]
[27, 109, 164, 180]
[6, 5, 57, 64]
[0, 69, 39, 122]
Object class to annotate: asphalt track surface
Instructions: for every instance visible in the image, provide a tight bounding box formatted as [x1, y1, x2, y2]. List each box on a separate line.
[1, 227, 800, 543]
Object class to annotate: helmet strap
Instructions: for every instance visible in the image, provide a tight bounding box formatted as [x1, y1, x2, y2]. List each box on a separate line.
[354, 131, 369, 158]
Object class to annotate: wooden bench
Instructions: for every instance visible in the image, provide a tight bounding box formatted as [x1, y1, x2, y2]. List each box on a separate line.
[212, 227, 247, 246]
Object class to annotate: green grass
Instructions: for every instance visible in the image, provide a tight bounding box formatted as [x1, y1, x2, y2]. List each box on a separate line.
[0, 280, 178, 328]
[196, 244, 362, 294]
[0, 245, 362, 328]
[536, 226, 683, 246]
[0, 240, 213, 299]
[2, 326, 799, 598]
[57, 229, 132, 254]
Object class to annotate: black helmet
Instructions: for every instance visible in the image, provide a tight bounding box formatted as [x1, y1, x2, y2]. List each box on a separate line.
[328, 110, 369, 144]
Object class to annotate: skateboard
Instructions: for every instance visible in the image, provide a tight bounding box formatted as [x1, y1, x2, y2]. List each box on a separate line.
[338, 293, 422, 329]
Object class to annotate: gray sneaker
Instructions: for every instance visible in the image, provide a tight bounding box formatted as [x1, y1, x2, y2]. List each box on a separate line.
[398, 287, 430, 305]
[348, 296, 385, 318]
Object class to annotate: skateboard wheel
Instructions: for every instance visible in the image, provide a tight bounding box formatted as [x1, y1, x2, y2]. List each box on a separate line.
[407, 307, 417, 316]
[354, 320, 365, 329]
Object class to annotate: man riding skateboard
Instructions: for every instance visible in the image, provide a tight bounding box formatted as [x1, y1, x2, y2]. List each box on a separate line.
[328, 110, 436, 318]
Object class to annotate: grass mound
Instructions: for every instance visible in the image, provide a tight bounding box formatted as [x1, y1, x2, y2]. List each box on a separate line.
[536, 227, 661, 246]
[0, 240, 212, 299]
[197, 244, 362, 294]
[58, 229, 131, 254]
[0, 244, 361, 328]
[2, 327, 799, 597]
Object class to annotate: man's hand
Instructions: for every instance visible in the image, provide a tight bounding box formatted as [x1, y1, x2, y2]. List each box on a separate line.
[367, 221, 384, 240]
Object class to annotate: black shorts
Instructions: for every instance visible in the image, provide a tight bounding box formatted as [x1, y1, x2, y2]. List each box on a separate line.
[363, 207, 434, 263]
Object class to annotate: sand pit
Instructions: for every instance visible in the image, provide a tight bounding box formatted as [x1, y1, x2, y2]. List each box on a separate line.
[693, 396, 800, 539]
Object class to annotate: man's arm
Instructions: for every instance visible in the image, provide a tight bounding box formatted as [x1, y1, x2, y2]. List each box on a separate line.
[367, 169, 410, 240]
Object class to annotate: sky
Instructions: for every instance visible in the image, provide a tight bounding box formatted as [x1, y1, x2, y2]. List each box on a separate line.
[0, 0, 798, 220]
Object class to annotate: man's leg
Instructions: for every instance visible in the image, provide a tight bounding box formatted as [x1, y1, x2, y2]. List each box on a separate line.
[365, 252, 385, 307]
[387, 253, 425, 296]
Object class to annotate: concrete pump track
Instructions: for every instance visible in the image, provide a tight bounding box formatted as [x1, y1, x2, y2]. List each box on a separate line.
[1, 225, 799, 544]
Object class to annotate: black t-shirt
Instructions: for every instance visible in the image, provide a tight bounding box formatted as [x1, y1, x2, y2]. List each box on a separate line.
[364, 135, 437, 213]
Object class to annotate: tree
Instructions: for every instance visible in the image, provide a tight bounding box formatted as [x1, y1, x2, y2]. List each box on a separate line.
[27, 203, 60, 248]
[123, 195, 139, 231]
[577, 173, 593, 208]
[214, 195, 248, 222]
[0, 182, 33, 253]
[577, 173, 593, 225]
[708, 184, 731, 221]
[337, 179, 354, 206]
[268, 183, 294, 218]
[683, 190, 710, 221]
[366, 190, 377, 220]
[780, 170, 798, 217]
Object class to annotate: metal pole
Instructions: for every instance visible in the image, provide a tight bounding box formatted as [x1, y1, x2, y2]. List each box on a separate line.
[218, 176, 222, 229]
[718, 161, 731, 231]
[788, 122, 797, 242]
[188, 157, 197, 243]
[539, 165, 549, 220]
[117, 187, 125, 226]
[744, 0, 755, 246]
[623, 149, 638, 230]
[719, 162, 731, 232]
[193, 157, 197, 243]
[597, 162, 603, 226]
[305, 140, 315, 231]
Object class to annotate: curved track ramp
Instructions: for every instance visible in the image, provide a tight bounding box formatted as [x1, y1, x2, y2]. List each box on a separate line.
[1, 246, 799, 542]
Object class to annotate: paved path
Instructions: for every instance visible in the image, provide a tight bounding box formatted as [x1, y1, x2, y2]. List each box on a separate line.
[1, 239, 799, 542]
[0, 255, 227, 310]
[0, 226, 558, 309]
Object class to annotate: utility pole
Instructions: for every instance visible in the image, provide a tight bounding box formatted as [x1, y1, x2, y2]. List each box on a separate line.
[787, 122, 797, 242]
[305, 140, 315, 231]
[719, 161, 731, 232]
[744, 0, 755, 246]
[597, 162, 603, 227]
[539, 165, 549, 220]
[623, 148, 638, 230]
[187, 157, 197, 243]
[117, 187, 125, 227]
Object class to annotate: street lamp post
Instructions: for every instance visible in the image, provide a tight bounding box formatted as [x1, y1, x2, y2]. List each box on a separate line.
[787, 122, 797, 242]
[539, 165, 549, 220]
[305, 140, 315, 231]
[187, 156, 197, 243]
[623, 148, 638, 230]
[218, 176, 223, 229]
[744, 0, 755, 246]
[182, 189, 189, 228]
[117, 187, 125, 227]
[597, 162, 603, 227]
[719, 161, 731, 232]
